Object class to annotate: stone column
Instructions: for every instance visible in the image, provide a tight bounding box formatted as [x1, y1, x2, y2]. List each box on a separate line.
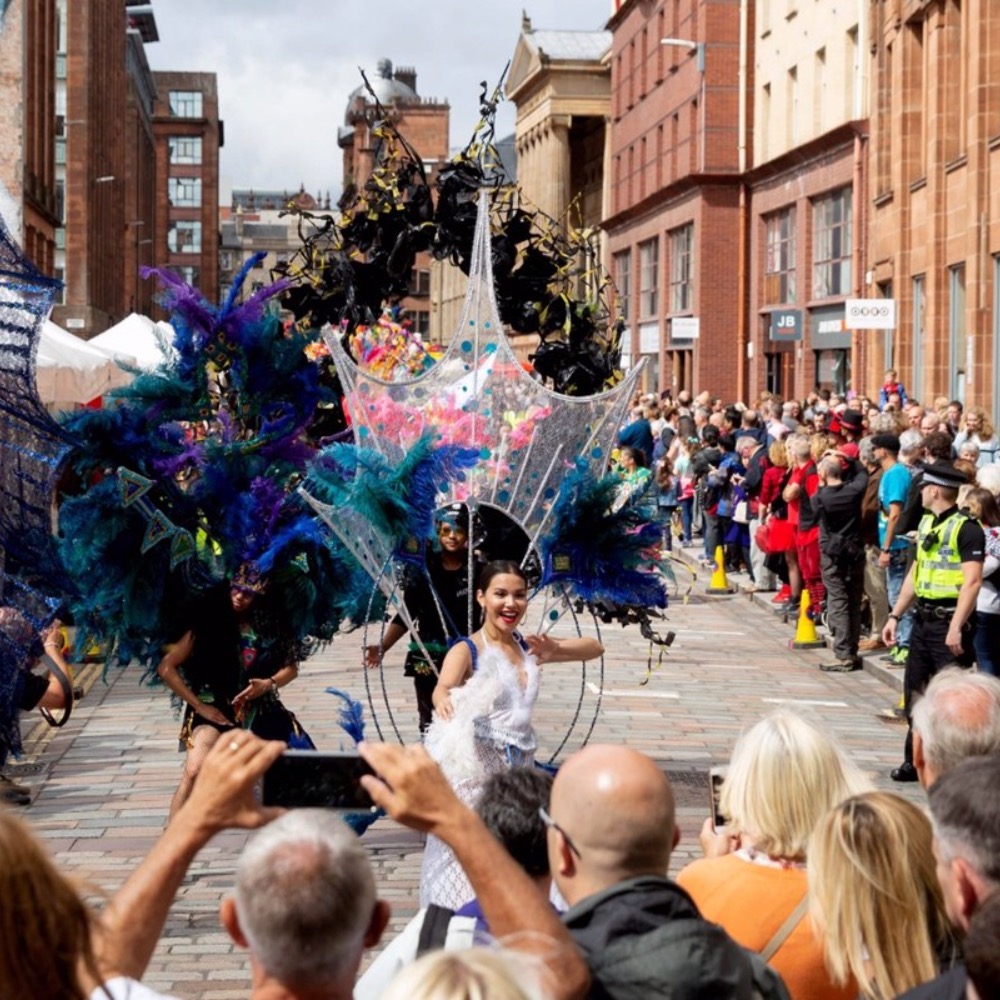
[543, 116, 572, 221]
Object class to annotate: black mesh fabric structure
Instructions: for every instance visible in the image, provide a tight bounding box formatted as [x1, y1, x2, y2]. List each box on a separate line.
[0, 211, 71, 577]
[0, 211, 72, 759]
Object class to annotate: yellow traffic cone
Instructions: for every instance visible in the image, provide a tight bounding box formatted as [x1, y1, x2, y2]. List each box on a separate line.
[706, 545, 735, 595]
[791, 589, 826, 649]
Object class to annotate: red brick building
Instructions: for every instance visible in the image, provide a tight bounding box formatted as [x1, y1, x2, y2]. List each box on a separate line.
[745, 128, 864, 401]
[338, 59, 449, 335]
[868, 0, 1000, 419]
[0, 0, 60, 272]
[604, 0, 746, 400]
[151, 71, 223, 303]
[54, 0, 130, 336]
[122, 7, 159, 317]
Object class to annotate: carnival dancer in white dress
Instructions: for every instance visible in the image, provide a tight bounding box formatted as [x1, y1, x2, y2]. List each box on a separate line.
[420, 560, 604, 908]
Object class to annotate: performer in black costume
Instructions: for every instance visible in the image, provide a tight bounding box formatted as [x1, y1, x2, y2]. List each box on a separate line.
[365, 504, 481, 732]
[157, 573, 311, 817]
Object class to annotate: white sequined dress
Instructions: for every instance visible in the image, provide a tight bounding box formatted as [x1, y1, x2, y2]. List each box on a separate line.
[419, 637, 540, 908]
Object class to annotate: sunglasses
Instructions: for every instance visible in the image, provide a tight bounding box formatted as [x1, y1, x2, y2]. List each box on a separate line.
[538, 806, 582, 858]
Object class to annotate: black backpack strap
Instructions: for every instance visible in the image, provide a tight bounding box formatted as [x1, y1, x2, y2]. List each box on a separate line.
[417, 904, 455, 956]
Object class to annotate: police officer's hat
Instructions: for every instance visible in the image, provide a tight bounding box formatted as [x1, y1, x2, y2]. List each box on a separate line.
[919, 460, 969, 489]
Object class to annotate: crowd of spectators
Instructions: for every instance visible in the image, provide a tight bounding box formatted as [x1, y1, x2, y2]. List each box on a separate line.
[3, 676, 999, 1000]
[617, 374, 1000, 773]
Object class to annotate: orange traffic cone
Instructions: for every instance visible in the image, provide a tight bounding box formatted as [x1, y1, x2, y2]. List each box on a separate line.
[791, 589, 826, 649]
[706, 545, 735, 595]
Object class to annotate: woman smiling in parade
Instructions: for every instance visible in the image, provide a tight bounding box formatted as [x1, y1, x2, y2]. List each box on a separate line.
[420, 559, 603, 907]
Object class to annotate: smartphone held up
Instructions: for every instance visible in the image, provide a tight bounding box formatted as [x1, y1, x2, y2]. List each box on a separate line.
[709, 766, 728, 832]
[262, 749, 376, 811]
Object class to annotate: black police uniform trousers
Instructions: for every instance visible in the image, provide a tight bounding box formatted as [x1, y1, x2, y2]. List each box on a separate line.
[903, 608, 976, 764]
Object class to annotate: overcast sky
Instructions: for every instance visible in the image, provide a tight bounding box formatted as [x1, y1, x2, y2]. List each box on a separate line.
[146, 1, 611, 205]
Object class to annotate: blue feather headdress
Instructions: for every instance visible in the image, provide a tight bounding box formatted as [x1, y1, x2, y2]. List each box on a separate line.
[538, 458, 668, 610]
[53, 260, 367, 667]
[304, 434, 480, 562]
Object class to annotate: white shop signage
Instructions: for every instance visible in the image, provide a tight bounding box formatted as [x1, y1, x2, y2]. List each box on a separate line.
[844, 298, 896, 330]
[671, 316, 700, 339]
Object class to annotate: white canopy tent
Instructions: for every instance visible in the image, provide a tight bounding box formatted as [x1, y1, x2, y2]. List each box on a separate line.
[89, 312, 174, 370]
[36, 319, 136, 406]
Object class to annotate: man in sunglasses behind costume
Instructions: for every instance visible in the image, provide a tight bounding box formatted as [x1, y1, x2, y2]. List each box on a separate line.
[882, 461, 984, 783]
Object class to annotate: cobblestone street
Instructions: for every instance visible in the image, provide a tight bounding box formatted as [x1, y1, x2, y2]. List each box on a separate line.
[11, 562, 919, 999]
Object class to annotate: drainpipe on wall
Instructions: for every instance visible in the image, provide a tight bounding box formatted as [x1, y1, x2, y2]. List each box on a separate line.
[852, 128, 865, 397]
[735, 0, 751, 401]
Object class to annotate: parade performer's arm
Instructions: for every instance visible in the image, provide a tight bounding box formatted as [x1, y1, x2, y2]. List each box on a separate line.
[882, 564, 917, 648]
[37, 626, 74, 710]
[360, 742, 590, 1000]
[432, 640, 474, 721]
[156, 631, 232, 727]
[525, 633, 604, 664]
[84, 734, 284, 991]
[232, 663, 299, 718]
[364, 620, 408, 668]
[947, 559, 983, 655]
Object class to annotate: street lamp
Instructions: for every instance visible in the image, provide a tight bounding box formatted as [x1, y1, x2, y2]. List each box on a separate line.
[660, 37, 705, 72]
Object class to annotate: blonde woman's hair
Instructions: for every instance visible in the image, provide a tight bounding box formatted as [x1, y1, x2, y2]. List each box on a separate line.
[381, 947, 546, 1000]
[810, 434, 835, 461]
[0, 813, 103, 1000]
[768, 439, 789, 467]
[808, 792, 957, 1000]
[967, 405, 995, 440]
[719, 710, 871, 859]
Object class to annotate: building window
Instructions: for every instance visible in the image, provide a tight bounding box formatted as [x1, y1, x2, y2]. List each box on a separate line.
[410, 268, 431, 297]
[912, 274, 925, 396]
[614, 250, 632, 322]
[177, 266, 200, 286]
[413, 310, 430, 335]
[639, 238, 659, 318]
[168, 176, 202, 207]
[765, 207, 796, 303]
[168, 136, 203, 165]
[786, 66, 798, 147]
[167, 220, 202, 253]
[949, 263, 967, 403]
[812, 187, 852, 298]
[814, 349, 851, 395]
[669, 224, 694, 312]
[169, 90, 203, 118]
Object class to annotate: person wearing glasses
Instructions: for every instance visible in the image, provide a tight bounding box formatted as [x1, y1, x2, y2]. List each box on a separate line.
[365, 504, 481, 733]
[882, 461, 984, 782]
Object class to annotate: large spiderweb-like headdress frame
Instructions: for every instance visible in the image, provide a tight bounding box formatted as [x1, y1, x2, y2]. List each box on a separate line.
[300, 192, 645, 752]
[321, 189, 643, 565]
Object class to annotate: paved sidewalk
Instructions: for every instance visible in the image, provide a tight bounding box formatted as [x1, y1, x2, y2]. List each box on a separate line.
[8, 569, 916, 998]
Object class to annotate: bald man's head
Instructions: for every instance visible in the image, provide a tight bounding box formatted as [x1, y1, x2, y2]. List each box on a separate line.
[548, 746, 677, 903]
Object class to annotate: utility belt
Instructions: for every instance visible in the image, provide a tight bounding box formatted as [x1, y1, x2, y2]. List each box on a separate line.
[914, 601, 957, 621]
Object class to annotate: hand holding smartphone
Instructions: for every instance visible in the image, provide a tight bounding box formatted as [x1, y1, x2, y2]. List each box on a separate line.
[261, 749, 376, 811]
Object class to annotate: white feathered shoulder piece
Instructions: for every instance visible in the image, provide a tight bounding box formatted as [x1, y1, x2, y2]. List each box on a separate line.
[423, 646, 505, 784]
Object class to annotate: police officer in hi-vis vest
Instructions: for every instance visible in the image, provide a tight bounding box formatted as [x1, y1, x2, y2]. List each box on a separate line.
[881, 460, 984, 782]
